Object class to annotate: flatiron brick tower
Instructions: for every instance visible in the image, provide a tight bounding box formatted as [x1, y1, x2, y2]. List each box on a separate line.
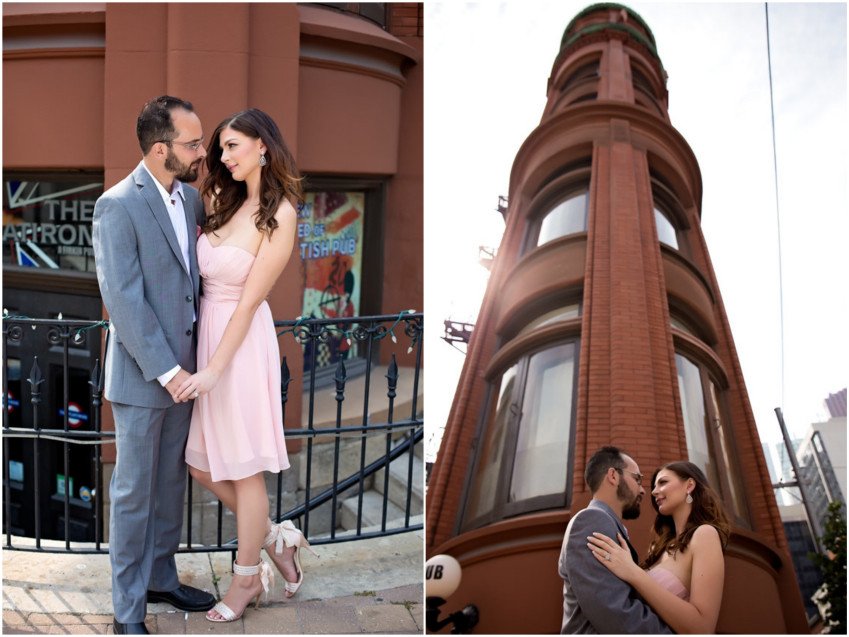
[427, 4, 807, 633]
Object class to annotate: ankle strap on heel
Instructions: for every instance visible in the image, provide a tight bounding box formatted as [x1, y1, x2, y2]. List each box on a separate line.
[232, 560, 274, 598]
[233, 561, 260, 576]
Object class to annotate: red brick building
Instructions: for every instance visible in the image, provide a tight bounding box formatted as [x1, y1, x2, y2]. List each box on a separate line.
[426, 4, 807, 633]
[3, 2, 421, 544]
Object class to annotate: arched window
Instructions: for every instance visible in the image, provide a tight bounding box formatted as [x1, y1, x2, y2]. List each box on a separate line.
[533, 189, 589, 248]
[631, 65, 658, 100]
[566, 91, 597, 106]
[553, 56, 600, 113]
[515, 303, 580, 338]
[675, 352, 749, 524]
[560, 58, 599, 94]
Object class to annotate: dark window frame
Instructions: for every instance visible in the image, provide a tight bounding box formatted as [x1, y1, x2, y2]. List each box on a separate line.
[559, 57, 601, 94]
[566, 91, 598, 106]
[553, 55, 601, 112]
[668, 301, 715, 346]
[650, 176, 691, 258]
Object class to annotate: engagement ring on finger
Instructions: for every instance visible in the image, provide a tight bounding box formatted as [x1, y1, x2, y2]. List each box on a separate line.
[605, 552, 611, 561]
[193, 391, 199, 398]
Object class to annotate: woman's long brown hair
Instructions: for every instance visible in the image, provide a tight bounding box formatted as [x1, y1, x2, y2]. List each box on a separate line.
[201, 108, 303, 238]
[642, 461, 731, 569]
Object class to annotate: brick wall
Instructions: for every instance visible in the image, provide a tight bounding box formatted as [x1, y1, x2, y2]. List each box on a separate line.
[387, 3, 422, 38]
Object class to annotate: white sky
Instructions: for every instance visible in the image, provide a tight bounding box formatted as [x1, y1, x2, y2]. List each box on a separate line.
[424, 2, 848, 463]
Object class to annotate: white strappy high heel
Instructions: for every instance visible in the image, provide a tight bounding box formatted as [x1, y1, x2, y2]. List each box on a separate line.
[206, 560, 273, 623]
[263, 519, 318, 597]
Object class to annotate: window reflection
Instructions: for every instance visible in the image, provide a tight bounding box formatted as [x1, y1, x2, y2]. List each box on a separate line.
[675, 353, 719, 488]
[675, 352, 749, 523]
[509, 343, 575, 502]
[463, 339, 578, 530]
[537, 192, 587, 246]
[516, 304, 580, 338]
[654, 207, 678, 249]
[709, 381, 747, 520]
[464, 365, 518, 521]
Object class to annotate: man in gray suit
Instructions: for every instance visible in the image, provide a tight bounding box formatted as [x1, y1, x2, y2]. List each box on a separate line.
[559, 446, 672, 634]
[93, 96, 215, 635]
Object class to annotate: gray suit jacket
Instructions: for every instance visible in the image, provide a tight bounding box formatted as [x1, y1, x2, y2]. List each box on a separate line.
[93, 161, 204, 408]
[559, 500, 672, 634]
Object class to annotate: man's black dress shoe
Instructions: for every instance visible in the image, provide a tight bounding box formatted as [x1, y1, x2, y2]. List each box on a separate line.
[147, 584, 216, 611]
[113, 619, 150, 634]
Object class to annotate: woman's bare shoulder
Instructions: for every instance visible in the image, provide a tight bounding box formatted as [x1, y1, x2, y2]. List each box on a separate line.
[273, 197, 297, 222]
[691, 524, 722, 548]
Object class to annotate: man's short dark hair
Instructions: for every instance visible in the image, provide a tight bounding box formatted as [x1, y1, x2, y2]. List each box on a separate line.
[585, 446, 627, 493]
[136, 95, 194, 155]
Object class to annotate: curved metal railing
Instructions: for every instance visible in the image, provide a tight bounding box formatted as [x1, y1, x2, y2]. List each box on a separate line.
[2, 313, 423, 554]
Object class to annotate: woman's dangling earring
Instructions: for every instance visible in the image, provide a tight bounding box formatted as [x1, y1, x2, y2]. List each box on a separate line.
[685, 492, 693, 504]
[259, 152, 267, 167]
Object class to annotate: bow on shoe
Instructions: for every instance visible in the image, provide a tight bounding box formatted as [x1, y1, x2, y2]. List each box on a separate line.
[259, 561, 274, 599]
[265, 520, 318, 560]
[270, 520, 303, 554]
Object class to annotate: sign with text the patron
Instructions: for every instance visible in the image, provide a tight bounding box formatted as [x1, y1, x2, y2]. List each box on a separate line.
[2, 175, 103, 273]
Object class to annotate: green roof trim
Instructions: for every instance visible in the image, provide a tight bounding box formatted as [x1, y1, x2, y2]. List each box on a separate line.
[560, 21, 665, 73]
[563, 3, 657, 47]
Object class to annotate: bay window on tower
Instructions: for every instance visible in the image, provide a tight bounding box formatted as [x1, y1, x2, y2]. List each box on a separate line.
[461, 303, 581, 531]
[557, 55, 600, 108]
[650, 171, 690, 256]
[671, 309, 750, 525]
[630, 61, 664, 117]
[524, 160, 591, 252]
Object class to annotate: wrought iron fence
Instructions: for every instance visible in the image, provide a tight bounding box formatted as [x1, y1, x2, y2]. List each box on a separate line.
[2, 312, 423, 554]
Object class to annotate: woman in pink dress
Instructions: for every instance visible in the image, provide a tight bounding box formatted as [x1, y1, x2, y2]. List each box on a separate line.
[587, 462, 730, 633]
[176, 108, 313, 623]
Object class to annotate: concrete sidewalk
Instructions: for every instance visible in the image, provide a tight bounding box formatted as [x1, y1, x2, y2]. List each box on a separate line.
[2, 530, 423, 634]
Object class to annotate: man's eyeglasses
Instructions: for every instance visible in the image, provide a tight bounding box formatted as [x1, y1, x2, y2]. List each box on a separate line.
[616, 468, 643, 485]
[158, 138, 205, 152]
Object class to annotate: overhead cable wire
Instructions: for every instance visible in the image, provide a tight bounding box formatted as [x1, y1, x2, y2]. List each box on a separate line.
[765, 3, 786, 413]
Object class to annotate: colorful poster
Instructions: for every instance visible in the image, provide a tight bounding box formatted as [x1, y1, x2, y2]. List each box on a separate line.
[299, 191, 365, 372]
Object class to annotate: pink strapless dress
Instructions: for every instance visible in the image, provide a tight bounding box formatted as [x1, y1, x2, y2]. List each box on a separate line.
[184, 234, 290, 482]
[648, 567, 690, 601]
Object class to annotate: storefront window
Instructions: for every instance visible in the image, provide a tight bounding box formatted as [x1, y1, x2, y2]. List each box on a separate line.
[298, 191, 365, 373]
[2, 173, 103, 273]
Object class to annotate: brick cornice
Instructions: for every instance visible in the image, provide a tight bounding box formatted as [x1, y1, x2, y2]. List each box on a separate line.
[510, 101, 702, 215]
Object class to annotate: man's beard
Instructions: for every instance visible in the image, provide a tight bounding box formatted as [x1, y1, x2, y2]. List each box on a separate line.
[618, 480, 642, 520]
[165, 148, 200, 182]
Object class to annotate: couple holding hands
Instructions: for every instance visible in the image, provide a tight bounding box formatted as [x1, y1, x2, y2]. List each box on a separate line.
[93, 96, 313, 634]
[560, 446, 730, 634]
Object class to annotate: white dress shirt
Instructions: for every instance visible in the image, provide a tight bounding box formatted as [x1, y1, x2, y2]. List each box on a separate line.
[141, 161, 194, 387]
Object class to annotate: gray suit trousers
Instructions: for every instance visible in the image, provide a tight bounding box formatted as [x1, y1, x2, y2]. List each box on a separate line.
[109, 401, 191, 623]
